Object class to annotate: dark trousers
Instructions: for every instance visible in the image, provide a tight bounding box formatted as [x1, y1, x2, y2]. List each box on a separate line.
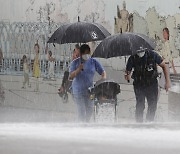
[133, 80, 158, 123]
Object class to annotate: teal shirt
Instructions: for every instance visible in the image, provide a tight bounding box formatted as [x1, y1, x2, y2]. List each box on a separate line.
[70, 58, 104, 95]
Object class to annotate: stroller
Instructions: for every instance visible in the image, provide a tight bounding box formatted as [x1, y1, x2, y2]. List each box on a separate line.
[89, 79, 120, 122]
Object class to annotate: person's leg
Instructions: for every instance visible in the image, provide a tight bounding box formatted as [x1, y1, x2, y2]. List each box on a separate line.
[27, 74, 31, 87]
[52, 67, 55, 78]
[22, 74, 26, 88]
[26, 73, 30, 87]
[134, 85, 146, 123]
[73, 94, 86, 122]
[24, 73, 30, 87]
[37, 77, 39, 91]
[50, 69, 53, 78]
[84, 95, 94, 122]
[22, 73, 28, 88]
[48, 68, 54, 79]
[48, 67, 51, 79]
[145, 81, 158, 122]
[159, 63, 171, 89]
[35, 77, 39, 91]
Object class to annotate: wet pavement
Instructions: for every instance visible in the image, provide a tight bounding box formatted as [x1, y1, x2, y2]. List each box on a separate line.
[0, 74, 169, 123]
[0, 74, 179, 154]
[0, 123, 180, 154]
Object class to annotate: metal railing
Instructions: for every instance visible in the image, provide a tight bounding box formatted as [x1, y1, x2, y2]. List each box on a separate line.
[0, 21, 73, 77]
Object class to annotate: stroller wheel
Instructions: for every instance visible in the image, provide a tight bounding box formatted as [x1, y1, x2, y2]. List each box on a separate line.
[94, 104, 98, 122]
[114, 104, 118, 122]
[62, 93, 68, 103]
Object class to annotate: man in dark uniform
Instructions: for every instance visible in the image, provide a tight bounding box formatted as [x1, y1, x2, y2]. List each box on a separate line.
[125, 49, 170, 123]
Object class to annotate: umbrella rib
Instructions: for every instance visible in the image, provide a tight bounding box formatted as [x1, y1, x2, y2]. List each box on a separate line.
[60, 24, 72, 44]
[135, 33, 156, 48]
[65, 22, 90, 43]
[91, 22, 110, 39]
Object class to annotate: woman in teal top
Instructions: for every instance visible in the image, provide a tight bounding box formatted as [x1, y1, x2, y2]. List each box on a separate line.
[69, 44, 106, 122]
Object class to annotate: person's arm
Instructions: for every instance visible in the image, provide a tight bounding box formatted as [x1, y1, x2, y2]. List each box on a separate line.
[94, 59, 106, 80]
[69, 63, 83, 80]
[171, 59, 177, 74]
[125, 56, 133, 82]
[124, 70, 131, 82]
[159, 61, 171, 91]
[153, 50, 171, 91]
[101, 71, 106, 80]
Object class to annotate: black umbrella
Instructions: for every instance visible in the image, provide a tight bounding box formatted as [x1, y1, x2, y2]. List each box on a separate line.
[92, 32, 156, 58]
[47, 19, 110, 44]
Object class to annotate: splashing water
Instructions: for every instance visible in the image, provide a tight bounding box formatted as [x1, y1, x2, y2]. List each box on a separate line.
[0, 123, 180, 154]
[95, 103, 116, 123]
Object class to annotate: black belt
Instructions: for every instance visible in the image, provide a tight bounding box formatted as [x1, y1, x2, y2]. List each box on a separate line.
[165, 62, 169, 64]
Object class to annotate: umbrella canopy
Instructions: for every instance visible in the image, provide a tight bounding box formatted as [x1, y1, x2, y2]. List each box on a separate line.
[47, 21, 111, 44]
[92, 32, 156, 58]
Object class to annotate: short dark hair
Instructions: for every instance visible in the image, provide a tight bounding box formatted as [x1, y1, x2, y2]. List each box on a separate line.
[73, 49, 76, 54]
[75, 44, 80, 49]
[80, 44, 90, 55]
[34, 43, 40, 53]
[22, 55, 27, 63]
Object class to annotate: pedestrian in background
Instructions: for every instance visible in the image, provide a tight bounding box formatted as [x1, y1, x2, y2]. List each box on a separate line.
[33, 43, 41, 92]
[48, 50, 55, 80]
[22, 55, 31, 89]
[159, 27, 177, 89]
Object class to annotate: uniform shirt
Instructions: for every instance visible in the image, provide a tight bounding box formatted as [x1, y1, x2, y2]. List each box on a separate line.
[70, 57, 104, 95]
[126, 50, 163, 72]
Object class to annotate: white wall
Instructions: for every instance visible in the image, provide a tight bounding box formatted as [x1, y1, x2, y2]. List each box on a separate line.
[0, 0, 180, 30]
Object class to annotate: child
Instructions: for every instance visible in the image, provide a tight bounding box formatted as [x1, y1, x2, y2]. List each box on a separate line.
[48, 51, 55, 79]
[22, 55, 31, 88]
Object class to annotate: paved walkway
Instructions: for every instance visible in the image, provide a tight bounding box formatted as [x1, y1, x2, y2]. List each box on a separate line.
[0, 74, 169, 123]
[1, 74, 179, 154]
